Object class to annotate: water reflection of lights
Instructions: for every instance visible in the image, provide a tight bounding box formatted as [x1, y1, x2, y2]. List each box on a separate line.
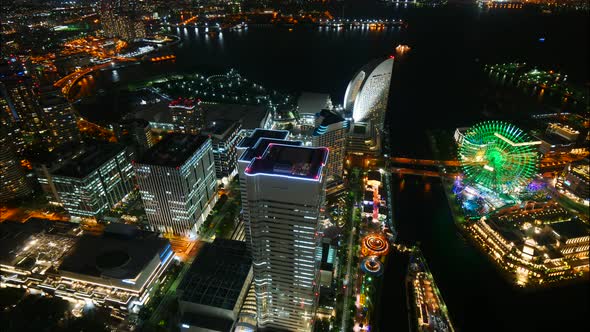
[112, 69, 120, 83]
[361, 234, 389, 257]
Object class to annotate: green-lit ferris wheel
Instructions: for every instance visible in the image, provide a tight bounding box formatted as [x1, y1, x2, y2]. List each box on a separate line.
[458, 121, 540, 192]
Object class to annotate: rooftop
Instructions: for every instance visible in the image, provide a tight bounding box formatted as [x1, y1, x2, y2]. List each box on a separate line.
[53, 143, 127, 178]
[570, 161, 589, 180]
[58, 225, 168, 280]
[550, 220, 589, 240]
[313, 109, 347, 136]
[169, 97, 198, 109]
[367, 170, 382, 182]
[239, 138, 302, 162]
[39, 92, 69, 108]
[179, 239, 251, 310]
[237, 129, 289, 149]
[0, 218, 77, 266]
[180, 312, 234, 332]
[203, 103, 269, 130]
[245, 144, 329, 181]
[538, 132, 575, 146]
[297, 92, 331, 115]
[201, 120, 240, 139]
[137, 133, 209, 168]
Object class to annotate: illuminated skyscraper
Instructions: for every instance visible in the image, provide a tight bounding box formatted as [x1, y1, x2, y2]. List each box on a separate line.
[38, 89, 81, 148]
[100, 0, 147, 41]
[1, 69, 79, 151]
[312, 109, 347, 183]
[0, 126, 31, 202]
[0, 75, 46, 150]
[243, 143, 328, 331]
[134, 134, 217, 237]
[236, 129, 292, 251]
[344, 57, 394, 154]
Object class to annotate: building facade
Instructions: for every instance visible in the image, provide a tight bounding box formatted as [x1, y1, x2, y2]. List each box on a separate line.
[312, 109, 348, 183]
[100, 0, 146, 40]
[169, 98, 205, 135]
[1, 71, 80, 151]
[134, 134, 217, 237]
[236, 129, 292, 252]
[343, 57, 394, 154]
[201, 120, 242, 182]
[0, 127, 31, 202]
[0, 75, 45, 150]
[243, 144, 328, 331]
[51, 143, 134, 218]
[38, 90, 81, 148]
[558, 160, 589, 204]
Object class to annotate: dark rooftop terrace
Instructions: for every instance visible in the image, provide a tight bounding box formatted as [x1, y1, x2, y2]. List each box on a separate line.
[59, 226, 167, 280]
[237, 129, 289, 149]
[551, 219, 589, 240]
[137, 133, 209, 168]
[239, 138, 302, 162]
[179, 239, 251, 310]
[201, 119, 239, 138]
[245, 144, 329, 180]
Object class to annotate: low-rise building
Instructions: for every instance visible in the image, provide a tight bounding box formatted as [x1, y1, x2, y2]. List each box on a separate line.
[178, 239, 252, 332]
[0, 221, 174, 319]
[546, 123, 580, 142]
[558, 160, 589, 204]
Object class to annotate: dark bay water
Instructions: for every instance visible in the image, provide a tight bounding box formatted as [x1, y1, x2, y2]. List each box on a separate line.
[381, 176, 589, 332]
[77, 3, 589, 331]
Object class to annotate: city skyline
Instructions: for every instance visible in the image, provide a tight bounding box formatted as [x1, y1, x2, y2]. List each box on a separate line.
[0, 1, 588, 332]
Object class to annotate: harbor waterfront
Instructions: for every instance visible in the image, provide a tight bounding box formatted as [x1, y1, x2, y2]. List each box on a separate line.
[2, 1, 588, 331]
[380, 174, 589, 332]
[66, 5, 589, 332]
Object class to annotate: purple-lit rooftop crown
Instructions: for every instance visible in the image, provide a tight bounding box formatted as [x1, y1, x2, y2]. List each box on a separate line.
[245, 144, 329, 181]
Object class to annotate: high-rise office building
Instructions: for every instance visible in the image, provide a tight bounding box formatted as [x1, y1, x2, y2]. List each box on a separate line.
[38, 89, 81, 148]
[1, 68, 80, 151]
[100, 0, 147, 41]
[312, 109, 348, 183]
[169, 98, 205, 135]
[236, 129, 292, 251]
[243, 143, 328, 331]
[344, 57, 394, 154]
[0, 127, 32, 202]
[0, 74, 46, 150]
[201, 120, 242, 182]
[134, 134, 217, 237]
[51, 143, 134, 218]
